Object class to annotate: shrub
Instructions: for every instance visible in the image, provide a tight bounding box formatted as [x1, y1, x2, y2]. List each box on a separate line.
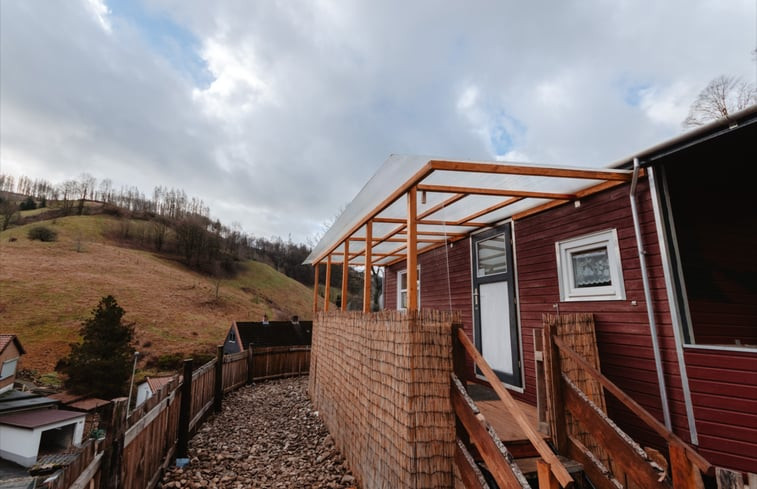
[19, 196, 37, 211]
[27, 225, 58, 242]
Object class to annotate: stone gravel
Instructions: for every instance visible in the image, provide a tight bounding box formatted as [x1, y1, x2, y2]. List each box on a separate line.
[160, 376, 358, 489]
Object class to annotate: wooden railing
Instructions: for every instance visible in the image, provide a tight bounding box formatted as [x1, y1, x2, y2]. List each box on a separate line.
[452, 325, 575, 488]
[543, 320, 714, 489]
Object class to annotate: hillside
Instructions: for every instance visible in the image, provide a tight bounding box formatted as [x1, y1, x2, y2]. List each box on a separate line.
[0, 214, 318, 375]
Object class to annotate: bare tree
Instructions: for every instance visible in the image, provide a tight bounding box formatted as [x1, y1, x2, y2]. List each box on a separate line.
[683, 75, 757, 128]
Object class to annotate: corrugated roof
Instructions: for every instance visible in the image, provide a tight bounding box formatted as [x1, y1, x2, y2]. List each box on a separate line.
[0, 409, 85, 429]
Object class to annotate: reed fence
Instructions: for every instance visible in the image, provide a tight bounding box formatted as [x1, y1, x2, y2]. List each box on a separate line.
[39, 342, 305, 489]
[309, 310, 459, 489]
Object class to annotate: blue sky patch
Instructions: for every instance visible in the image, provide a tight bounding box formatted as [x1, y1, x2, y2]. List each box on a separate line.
[107, 0, 213, 88]
[489, 109, 525, 157]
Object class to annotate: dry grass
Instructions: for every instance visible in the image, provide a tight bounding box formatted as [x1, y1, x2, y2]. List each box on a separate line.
[0, 215, 316, 374]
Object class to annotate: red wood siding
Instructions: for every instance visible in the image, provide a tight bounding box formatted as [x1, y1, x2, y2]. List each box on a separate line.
[515, 180, 694, 446]
[684, 349, 757, 472]
[385, 240, 474, 348]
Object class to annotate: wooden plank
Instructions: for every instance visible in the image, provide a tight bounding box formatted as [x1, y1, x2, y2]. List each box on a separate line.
[538, 459, 561, 489]
[407, 187, 417, 312]
[669, 443, 704, 489]
[455, 328, 574, 488]
[341, 239, 349, 311]
[567, 435, 623, 489]
[416, 183, 575, 201]
[69, 452, 103, 489]
[451, 385, 530, 488]
[313, 261, 320, 313]
[363, 220, 372, 313]
[562, 378, 669, 489]
[428, 160, 633, 181]
[553, 336, 713, 475]
[543, 323, 568, 454]
[324, 255, 331, 311]
[455, 440, 490, 489]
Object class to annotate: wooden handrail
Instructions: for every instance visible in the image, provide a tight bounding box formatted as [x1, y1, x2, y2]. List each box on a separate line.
[552, 335, 713, 476]
[455, 328, 575, 488]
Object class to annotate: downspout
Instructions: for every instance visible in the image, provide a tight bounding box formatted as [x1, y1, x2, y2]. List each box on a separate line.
[630, 158, 672, 430]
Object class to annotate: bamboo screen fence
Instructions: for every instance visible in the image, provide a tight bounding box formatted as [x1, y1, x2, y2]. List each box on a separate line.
[542, 313, 613, 472]
[309, 310, 460, 489]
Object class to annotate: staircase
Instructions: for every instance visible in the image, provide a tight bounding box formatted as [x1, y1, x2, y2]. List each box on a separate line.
[451, 325, 582, 488]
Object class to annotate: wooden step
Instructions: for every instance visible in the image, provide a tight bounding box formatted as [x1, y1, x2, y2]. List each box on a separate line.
[515, 455, 585, 487]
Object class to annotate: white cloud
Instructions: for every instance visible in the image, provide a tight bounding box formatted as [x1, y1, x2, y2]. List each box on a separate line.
[1, 0, 754, 242]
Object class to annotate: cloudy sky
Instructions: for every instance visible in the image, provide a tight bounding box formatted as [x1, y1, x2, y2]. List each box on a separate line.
[1, 1, 755, 243]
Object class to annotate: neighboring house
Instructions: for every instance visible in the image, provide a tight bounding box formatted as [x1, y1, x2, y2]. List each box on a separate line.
[223, 319, 313, 354]
[135, 375, 177, 407]
[0, 335, 24, 395]
[305, 105, 757, 475]
[0, 335, 87, 468]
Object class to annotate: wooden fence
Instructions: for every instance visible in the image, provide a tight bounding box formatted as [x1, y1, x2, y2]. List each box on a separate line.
[40, 343, 310, 489]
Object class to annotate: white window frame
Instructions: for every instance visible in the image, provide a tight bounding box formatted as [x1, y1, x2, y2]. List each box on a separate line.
[556, 229, 626, 302]
[0, 358, 18, 380]
[397, 266, 421, 310]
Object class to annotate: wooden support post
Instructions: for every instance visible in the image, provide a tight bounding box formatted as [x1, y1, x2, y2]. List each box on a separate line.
[543, 324, 568, 453]
[177, 359, 193, 460]
[669, 443, 704, 489]
[214, 345, 223, 413]
[451, 324, 471, 449]
[100, 397, 128, 489]
[407, 186, 418, 312]
[341, 240, 349, 311]
[312, 262, 320, 314]
[363, 220, 373, 313]
[247, 345, 255, 384]
[538, 459, 561, 489]
[324, 256, 331, 312]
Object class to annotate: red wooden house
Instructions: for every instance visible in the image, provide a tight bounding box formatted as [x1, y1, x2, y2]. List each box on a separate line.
[306, 105, 756, 486]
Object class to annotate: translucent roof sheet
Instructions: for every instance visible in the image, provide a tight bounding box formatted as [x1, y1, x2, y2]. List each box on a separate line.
[305, 155, 633, 266]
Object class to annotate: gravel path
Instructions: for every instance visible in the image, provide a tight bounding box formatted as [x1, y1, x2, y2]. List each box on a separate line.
[160, 376, 358, 489]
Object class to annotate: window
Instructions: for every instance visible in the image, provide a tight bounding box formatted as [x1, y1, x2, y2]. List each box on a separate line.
[397, 267, 420, 310]
[476, 233, 508, 277]
[229, 331, 236, 343]
[556, 229, 626, 301]
[0, 358, 18, 380]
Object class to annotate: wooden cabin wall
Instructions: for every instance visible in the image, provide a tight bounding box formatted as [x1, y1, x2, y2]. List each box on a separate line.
[514, 180, 691, 449]
[385, 240, 475, 362]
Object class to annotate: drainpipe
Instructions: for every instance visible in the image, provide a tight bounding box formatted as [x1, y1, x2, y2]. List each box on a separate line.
[630, 158, 672, 430]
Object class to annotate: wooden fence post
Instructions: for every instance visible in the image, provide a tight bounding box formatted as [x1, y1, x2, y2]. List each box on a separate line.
[214, 345, 223, 413]
[542, 322, 568, 453]
[247, 345, 255, 384]
[177, 359, 193, 460]
[100, 397, 128, 489]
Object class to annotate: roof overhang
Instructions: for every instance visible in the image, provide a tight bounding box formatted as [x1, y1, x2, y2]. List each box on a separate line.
[305, 103, 757, 268]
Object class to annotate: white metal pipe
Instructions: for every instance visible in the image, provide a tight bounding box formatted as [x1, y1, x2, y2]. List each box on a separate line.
[648, 166, 699, 444]
[630, 158, 672, 430]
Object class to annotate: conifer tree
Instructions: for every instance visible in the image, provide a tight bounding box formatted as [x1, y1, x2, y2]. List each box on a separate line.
[57, 295, 135, 399]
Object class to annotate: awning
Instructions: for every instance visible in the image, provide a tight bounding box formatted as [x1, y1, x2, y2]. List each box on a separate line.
[305, 156, 632, 267]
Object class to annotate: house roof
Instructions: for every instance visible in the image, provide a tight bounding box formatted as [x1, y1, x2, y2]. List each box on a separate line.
[234, 321, 312, 348]
[146, 376, 176, 394]
[0, 409, 85, 429]
[305, 104, 757, 268]
[0, 391, 59, 413]
[0, 335, 25, 356]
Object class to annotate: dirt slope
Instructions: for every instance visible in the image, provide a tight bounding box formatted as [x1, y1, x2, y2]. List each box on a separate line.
[0, 215, 316, 374]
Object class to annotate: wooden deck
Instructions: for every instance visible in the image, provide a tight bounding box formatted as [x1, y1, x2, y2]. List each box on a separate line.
[466, 382, 546, 443]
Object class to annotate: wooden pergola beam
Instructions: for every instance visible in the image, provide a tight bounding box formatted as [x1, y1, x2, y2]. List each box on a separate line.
[324, 256, 332, 312]
[417, 183, 575, 201]
[429, 159, 633, 181]
[341, 240, 349, 311]
[313, 262, 320, 314]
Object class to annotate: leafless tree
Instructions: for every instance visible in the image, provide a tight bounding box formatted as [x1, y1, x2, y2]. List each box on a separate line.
[683, 75, 757, 128]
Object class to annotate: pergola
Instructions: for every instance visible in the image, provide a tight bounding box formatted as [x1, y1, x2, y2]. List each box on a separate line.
[305, 155, 635, 313]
